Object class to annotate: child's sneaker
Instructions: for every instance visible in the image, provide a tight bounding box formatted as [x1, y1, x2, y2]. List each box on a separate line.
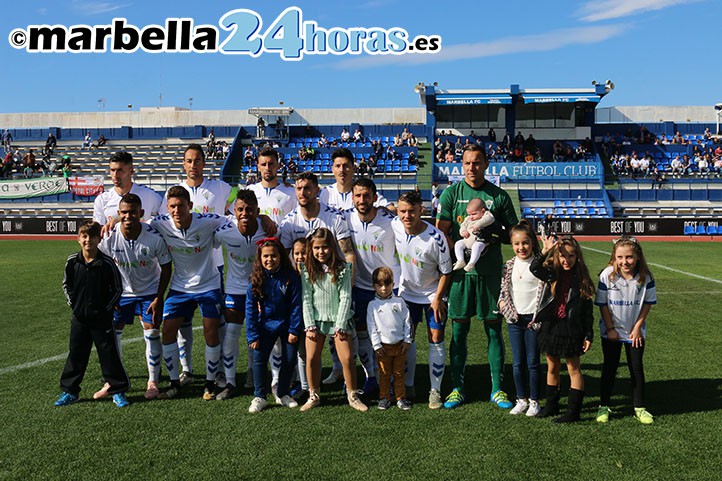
[54, 392, 78, 407]
[397, 398, 412, 411]
[428, 389, 442, 410]
[348, 391, 369, 412]
[378, 398, 393, 410]
[634, 407, 654, 425]
[93, 382, 111, 400]
[179, 371, 193, 387]
[289, 383, 307, 400]
[596, 405, 612, 423]
[453, 260, 467, 271]
[144, 381, 159, 400]
[248, 396, 267, 413]
[300, 390, 320, 412]
[443, 389, 464, 409]
[463, 262, 477, 273]
[510, 398, 529, 415]
[277, 395, 299, 408]
[491, 390, 513, 409]
[112, 393, 130, 408]
[526, 400, 541, 417]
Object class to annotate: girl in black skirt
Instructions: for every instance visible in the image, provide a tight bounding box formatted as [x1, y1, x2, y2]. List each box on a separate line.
[530, 235, 595, 423]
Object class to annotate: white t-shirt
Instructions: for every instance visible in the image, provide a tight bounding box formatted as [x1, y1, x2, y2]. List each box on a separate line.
[344, 207, 400, 291]
[213, 218, 267, 296]
[510, 256, 539, 315]
[150, 213, 226, 294]
[391, 218, 452, 304]
[161, 178, 233, 267]
[93, 183, 162, 225]
[366, 295, 413, 349]
[279, 203, 350, 250]
[319, 183, 389, 212]
[99, 223, 171, 298]
[247, 182, 297, 225]
[595, 265, 657, 341]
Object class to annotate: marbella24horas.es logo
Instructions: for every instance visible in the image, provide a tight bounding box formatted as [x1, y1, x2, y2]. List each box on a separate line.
[8, 6, 441, 60]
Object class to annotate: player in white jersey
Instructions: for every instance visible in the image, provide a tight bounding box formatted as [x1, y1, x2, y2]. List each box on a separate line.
[159, 144, 234, 384]
[212, 190, 268, 400]
[392, 191, 452, 408]
[93, 151, 162, 235]
[247, 147, 297, 225]
[279, 171, 357, 385]
[150, 186, 227, 400]
[98, 193, 171, 400]
[318, 148, 393, 212]
[345, 177, 400, 396]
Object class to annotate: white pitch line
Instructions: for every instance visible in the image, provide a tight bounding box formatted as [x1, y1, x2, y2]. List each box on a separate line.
[582, 246, 722, 285]
[0, 326, 203, 376]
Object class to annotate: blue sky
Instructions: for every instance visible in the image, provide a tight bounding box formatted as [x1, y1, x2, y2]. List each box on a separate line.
[1, 0, 719, 113]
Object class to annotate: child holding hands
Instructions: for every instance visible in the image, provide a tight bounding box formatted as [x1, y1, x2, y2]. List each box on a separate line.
[366, 267, 414, 410]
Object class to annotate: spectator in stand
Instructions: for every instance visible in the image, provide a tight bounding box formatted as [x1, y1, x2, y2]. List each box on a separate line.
[698, 154, 710, 177]
[524, 150, 535, 163]
[358, 158, 369, 177]
[392, 134, 402, 147]
[553, 140, 564, 161]
[408, 151, 418, 166]
[703, 127, 712, 141]
[488, 128, 496, 143]
[454, 137, 463, 153]
[340, 128, 351, 142]
[318, 133, 328, 148]
[276, 117, 285, 138]
[535, 147, 544, 162]
[639, 126, 651, 144]
[487, 143, 497, 161]
[45, 133, 57, 155]
[82, 132, 92, 149]
[502, 131, 512, 150]
[444, 149, 455, 163]
[514, 131, 524, 147]
[387, 144, 397, 161]
[257, 117, 266, 138]
[207, 130, 216, 148]
[672, 131, 685, 145]
[353, 129, 364, 143]
[713, 156, 722, 177]
[288, 159, 298, 179]
[97, 134, 107, 148]
[524, 134, 536, 153]
[681, 154, 692, 176]
[512, 143, 524, 162]
[651, 166, 666, 189]
[564, 144, 575, 162]
[439, 130, 447, 137]
[24, 149, 37, 172]
[455, 143, 463, 160]
[670, 155, 683, 178]
[2, 129, 12, 150]
[583, 137, 593, 152]
[629, 154, 641, 178]
[298, 148, 307, 162]
[401, 127, 410, 144]
[436, 150, 445, 163]
[434, 137, 443, 152]
[408, 133, 417, 147]
[639, 155, 651, 177]
[575, 143, 587, 161]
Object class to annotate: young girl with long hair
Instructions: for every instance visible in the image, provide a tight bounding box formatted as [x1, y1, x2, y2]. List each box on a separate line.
[246, 238, 302, 413]
[595, 236, 656, 424]
[531, 235, 595, 423]
[299, 228, 367, 412]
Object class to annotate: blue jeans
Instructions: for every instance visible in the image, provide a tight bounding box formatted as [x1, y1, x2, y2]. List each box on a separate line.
[252, 330, 298, 399]
[508, 316, 540, 401]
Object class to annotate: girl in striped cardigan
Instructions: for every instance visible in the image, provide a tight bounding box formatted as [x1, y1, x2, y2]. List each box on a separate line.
[299, 228, 368, 412]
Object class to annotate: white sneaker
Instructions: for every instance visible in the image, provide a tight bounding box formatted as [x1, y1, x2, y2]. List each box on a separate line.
[510, 398, 529, 415]
[248, 396, 268, 413]
[526, 400, 541, 417]
[453, 260, 466, 271]
[277, 395, 299, 408]
[300, 390, 321, 412]
[428, 389, 443, 410]
[463, 262, 476, 273]
[322, 369, 342, 385]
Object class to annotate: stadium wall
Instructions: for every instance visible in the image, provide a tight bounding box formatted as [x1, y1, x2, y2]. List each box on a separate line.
[0, 107, 426, 130]
[595, 106, 717, 124]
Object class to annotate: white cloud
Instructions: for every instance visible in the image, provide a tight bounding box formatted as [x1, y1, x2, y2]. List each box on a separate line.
[337, 24, 626, 69]
[71, 0, 132, 16]
[577, 0, 702, 22]
[37, 7, 48, 15]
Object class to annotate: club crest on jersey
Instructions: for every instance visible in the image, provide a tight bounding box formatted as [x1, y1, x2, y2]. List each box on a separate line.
[415, 247, 422, 256]
[203, 192, 210, 200]
[141, 247, 149, 256]
[485, 200, 493, 209]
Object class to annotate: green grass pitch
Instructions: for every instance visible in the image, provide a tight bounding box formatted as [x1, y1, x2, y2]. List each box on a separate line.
[0, 240, 720, 480]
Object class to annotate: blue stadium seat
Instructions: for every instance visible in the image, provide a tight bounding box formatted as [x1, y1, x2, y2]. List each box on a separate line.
[695, 225, 706, 235]
[588, 208, 597, 216]
[595, 201, 605, 208]
[409, 165, 417, 172]
[554, 200, 562, 207]
[522, 207, 533, 217]
[554, 208, 565, 216]
[563, 200, 573, 207]
[706, 225, 718, 235]
[684, 225, 695, 235]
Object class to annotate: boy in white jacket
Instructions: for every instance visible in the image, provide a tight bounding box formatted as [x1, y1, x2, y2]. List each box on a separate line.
[366, 267, 413, 410]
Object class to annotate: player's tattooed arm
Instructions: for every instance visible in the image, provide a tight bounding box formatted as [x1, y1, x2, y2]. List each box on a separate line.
[338, 236, 357, 284]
